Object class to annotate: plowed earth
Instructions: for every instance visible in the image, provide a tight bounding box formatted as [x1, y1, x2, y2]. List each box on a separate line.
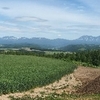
[74, 66, 100, 94]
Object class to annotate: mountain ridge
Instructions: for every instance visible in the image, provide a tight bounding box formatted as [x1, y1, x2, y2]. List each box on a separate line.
[1, 35, 100, 40]
[0, 35, 100, 48]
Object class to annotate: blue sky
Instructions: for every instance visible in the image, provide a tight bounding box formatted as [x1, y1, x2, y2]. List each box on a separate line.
[0, 0, 100, 39]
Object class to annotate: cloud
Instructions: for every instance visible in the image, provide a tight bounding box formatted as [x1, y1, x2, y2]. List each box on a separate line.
[58, 34, 61, 37]
[0, 25, 21, 32]
[1, 7, 10, 10]
[0, 21, 16, 26]
[78, 0, 100, 13]
[64, 25, 100, 30]
[0, 0, 99, 25]
[0, 0, 100, 39]
[15, 16, 48, 22]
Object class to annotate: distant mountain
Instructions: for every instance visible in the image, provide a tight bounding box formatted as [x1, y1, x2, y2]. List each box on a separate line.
[2, 36, 18, 40]
[77, 35, 100, 42]
[0, 35, 100, 49]
[60, 44, 100, 52]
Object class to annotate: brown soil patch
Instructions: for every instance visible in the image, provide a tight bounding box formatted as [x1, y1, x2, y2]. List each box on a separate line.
[74, 66, 100, 85]
[77, 75, 100, 94]
[74, 66, 100, 94]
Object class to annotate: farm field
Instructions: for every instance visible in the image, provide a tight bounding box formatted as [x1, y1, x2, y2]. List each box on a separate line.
[0, 66, 99, 100]
[0, 54, 76, 94]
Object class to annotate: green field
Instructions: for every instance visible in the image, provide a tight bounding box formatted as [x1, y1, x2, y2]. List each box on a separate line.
[0, 54, 76, 94]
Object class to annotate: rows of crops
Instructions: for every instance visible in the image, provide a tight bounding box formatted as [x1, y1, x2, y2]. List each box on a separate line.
[0, 55, 77, 94]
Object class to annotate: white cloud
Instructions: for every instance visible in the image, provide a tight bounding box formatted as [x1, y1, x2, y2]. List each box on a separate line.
[1, 7, 10, 10]
[78, 0, 100, 13]
[0, 0, 100, 39]
[58, 34, 61, 37]
[0, 21, 16, 26]
[15, 16, 47, 22]
[0, 0, 97, 25]
[0, 25, 21, 32]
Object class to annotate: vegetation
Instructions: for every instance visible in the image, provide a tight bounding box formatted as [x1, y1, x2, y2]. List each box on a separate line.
[75, 50, 100, 66]
[0, 49, 100, 66]
[0, 43, 41, 49]
[0, 49, 45, 57]
[0, 55, 76, 94]
[61, 44, 100, 52]
[0, 45, 100, 99]
[47, 50, 100, 67]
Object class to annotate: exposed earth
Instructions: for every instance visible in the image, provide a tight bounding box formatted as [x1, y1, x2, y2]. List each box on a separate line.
[0, 66, 100, 100]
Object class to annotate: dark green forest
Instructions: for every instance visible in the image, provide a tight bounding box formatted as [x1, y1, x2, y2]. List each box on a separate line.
[60, 44, 100, 52]
[50, 50, 100, 66]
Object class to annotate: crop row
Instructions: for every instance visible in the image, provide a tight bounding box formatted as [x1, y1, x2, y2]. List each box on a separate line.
[0, 55, 76, 94]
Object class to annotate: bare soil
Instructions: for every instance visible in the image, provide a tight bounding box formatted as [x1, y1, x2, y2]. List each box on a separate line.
[77, 75, 100, 94]
[74, 66, 100, 94]
[74, 66, 100, 85]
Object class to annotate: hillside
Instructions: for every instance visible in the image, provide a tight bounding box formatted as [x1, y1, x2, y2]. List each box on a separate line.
[60, 44, 100, 52]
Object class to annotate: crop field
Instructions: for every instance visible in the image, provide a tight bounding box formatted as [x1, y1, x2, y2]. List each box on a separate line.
[0, 54, 76, 94]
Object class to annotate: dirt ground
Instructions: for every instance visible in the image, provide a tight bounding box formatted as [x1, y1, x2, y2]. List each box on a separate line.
[74, 66, 100, 84]
[74, 66, 100, 94]
[77, 75, 100, 94]
[0, 66, 100, 100]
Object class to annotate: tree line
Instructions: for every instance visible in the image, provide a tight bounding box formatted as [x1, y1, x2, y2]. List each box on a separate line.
[0, 49, 100, 66]
[49, 50, 100, 66]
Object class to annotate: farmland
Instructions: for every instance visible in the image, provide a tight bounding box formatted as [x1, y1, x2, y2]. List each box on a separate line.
[0, 66, 99, 100]
[0, 49, 100, 100]
[0, 54, 76, 94]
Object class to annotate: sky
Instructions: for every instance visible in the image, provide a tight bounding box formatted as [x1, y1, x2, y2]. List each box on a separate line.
[0, 0, 100, 40]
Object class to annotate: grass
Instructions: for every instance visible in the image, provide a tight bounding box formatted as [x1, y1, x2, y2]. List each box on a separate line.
[0, 54, 76, 94]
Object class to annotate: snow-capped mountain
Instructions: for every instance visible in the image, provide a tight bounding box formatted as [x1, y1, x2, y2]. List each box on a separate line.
[2, 36, 18, 40]
[19, 37, 29, 40]
[0, 35, 100, 48]
[77, 35, 100, 42]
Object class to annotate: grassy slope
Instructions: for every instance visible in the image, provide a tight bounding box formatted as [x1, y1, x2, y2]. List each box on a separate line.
[0, 54, 76, 94]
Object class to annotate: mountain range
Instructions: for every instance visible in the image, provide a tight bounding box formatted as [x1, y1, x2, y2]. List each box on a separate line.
[0, 35, 100, 49]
